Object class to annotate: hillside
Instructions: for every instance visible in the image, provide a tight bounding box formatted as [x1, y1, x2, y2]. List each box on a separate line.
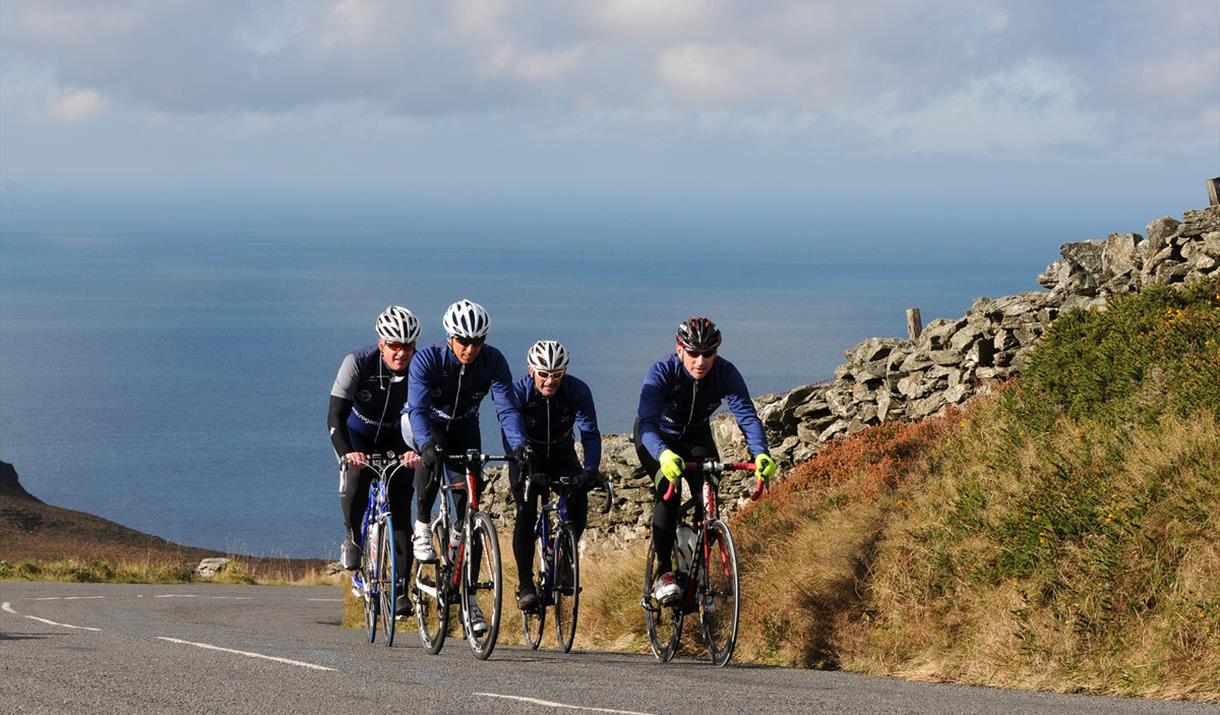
[0, 461, 327, 581]
[732, 278, 1220, 699]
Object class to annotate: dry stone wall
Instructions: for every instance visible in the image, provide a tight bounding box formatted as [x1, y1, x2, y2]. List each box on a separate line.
[479, 204, 1220, 547]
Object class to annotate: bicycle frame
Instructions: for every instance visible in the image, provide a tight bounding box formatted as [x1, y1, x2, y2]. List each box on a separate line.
[530, 474, 613, 605]
[351, 452, 403, 646]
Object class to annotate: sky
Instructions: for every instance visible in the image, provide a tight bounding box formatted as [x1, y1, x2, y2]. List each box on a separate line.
[1, 0, 1218, 220]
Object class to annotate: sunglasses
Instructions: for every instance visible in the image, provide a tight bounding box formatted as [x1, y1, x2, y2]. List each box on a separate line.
[684, 348, 717, 359]
[535, 370, 565, 381]
[383, 341, 415, 353]
[454, 336, 485, 347]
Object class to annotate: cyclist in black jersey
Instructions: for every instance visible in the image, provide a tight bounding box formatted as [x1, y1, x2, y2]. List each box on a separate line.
[328, 306, 422, 617]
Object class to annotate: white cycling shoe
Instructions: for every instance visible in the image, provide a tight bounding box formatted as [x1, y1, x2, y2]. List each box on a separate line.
[412, 520, 436, 562]
[653, 572, 681, 605]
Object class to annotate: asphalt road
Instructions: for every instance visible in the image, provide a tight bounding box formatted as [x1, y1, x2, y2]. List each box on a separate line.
[1, 581, 1215, 714]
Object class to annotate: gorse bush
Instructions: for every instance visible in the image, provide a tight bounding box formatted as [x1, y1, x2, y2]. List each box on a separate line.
[1015, 277, 1220, 430]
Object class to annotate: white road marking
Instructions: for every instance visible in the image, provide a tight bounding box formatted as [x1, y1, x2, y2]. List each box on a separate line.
[2, 601, 102, 632]
[30, 596, 106, 601]
[153, 594, 199, 598]
[475, 693, 658, 715]
[209, 596, 254, 600]
[155, 637, 335, 671]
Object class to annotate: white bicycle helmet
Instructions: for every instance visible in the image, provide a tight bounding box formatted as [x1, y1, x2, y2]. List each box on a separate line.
[527, 340, 570, 372]
[442, 299, 491, 339]
[375, 305, 421, 343]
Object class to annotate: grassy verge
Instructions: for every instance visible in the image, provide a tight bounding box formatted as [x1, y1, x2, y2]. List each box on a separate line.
[0, 556, 338, 586]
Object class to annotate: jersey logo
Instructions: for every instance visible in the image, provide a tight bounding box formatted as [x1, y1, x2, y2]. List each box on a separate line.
[357, 389, 372, 402]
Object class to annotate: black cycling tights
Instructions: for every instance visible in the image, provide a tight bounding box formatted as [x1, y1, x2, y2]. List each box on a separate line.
[509, 455, 589, 591]
[634, 422, 719, 577]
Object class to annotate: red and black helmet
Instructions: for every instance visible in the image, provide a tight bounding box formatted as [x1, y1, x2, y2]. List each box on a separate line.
[676, 316, 722, 351]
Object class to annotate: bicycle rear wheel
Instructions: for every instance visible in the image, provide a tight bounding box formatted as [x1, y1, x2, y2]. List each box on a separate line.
[360, 521, 378, 644]
[463, 512, 502, 660]
[377, 514, 397, 648]
[553, 524, 580, 653]
[643, 537, 683, 662]
[701, 520, 740, 667]
[522, 535, 546, 650]
[414, 523, 448, 655]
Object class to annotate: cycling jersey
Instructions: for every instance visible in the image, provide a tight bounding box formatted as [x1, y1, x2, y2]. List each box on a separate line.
[405, 341, 527, 450]
[330, 342, 410, 454]
[508, 374, 601, 472]
[637, 353, 768, 460]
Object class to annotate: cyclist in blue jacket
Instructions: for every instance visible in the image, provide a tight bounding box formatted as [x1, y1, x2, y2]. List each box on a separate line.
[405, 299, 531, 635]
[635, 316, 777, 605]
[328, 306, 422, 616]
[504, 340, 601, 611]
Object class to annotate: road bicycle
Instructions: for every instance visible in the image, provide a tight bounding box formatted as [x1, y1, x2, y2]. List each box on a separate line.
[348, 452, 405, 648]
[412, 449, 509, 660]
[642, 460, 766, 666]
[521, 472, 615, 653]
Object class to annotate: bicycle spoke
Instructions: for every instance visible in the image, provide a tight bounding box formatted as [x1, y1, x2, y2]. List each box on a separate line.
[522, 535, 545, 650]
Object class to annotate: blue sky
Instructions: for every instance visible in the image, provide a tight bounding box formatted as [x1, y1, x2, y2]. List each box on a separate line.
[1, 1, 1217, 221]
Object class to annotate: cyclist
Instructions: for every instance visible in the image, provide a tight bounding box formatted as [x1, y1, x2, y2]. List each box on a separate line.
[635, 316, 776, 605]
[328, 305, 422, 617]
[505, 340, 601, 611]
[405, 299, 531, 635]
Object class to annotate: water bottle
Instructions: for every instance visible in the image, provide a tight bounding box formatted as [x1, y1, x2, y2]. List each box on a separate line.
[675, 525, 695, 573]
[368, 521, 380, 568]
[448, 532, 462, 564]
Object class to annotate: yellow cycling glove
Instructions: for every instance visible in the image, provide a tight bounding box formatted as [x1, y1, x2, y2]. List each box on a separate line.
[755, 453, 777, 481]
[659, 449, 685, 482]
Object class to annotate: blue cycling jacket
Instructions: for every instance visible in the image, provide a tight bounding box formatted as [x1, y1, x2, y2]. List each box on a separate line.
[405, 342, 527, 450]
[636, 353, 769, 460]
[506, 374, 601, 472]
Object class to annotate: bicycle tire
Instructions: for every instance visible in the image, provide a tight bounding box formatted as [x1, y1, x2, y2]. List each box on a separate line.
[463, 511, 502, 660]
[522, 535, 546, 650]
[415, 522, 448, 655]
[377, 513, 396, 648]
[361, 519, 378, 644]
[553, 523, 580, 653]
[643, 537, 683, 662]
[700, 520, 740, 667]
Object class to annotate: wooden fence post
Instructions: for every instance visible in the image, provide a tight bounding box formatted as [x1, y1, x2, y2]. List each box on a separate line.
[1207, 177, 1219, 207]
[906, 308, 922, 340]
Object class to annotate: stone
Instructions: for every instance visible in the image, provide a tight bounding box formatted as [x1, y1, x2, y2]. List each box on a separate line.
[850, 338, 898, 364]
[921, 318, 964, 348]
[949, 324, 985, 352]
[819, 420, 849, 442]
[897, 374, 926, 399]
[899, 351, 934, 372]
[929, 349, 961, 366]
[1155, 260, 1191, 284]
[910, 393, 947, 418]
[876, 391, 894, 421]
[858, 403, 879, 425]
[1061, 240, 1105, 277]
[1146, 216, 1181, 250]
[1181, 206, 1220, 237]
[1202, 232, 1220, 258]
[944, 384, 969, 404]
[1102, 232, 1141, 277]
[195, 558, 231, 578]
[994, 330, 1019, 353]
[1037, 259, 1071, 289]
[793, 398, 832, 421]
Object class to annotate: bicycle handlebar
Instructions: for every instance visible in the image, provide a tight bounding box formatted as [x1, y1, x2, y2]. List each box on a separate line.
[662, 461, 767, 502]
[526, 473, 615, 515]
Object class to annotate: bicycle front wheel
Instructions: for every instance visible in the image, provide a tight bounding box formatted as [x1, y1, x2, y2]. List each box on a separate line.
[553, 524, 580, 653]
[377, 514, 397, 648]
[643, 537, 683, 662]
[415, 523, 448, 655]
[463, 511, 502, 660]
[360, 521, 378, 644]
[522, 535, 545, 650]
[701, 520, 740, 667]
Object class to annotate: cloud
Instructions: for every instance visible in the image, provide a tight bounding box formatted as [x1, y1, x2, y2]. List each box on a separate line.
[44, 87, 106, 123]
[0, 0, 1215, 158]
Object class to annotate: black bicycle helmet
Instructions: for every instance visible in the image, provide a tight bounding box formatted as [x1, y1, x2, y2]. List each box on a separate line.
[676, 316, 721, 351]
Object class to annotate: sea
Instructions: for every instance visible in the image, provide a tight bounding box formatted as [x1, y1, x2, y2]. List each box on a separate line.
[0, 196, 1075, 558]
